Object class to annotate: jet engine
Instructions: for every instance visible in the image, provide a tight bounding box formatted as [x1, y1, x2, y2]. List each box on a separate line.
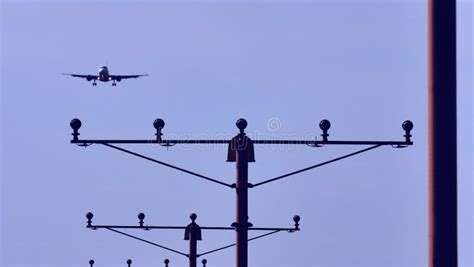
[116, 77, 122, 82]
[86, 75, 93, 81]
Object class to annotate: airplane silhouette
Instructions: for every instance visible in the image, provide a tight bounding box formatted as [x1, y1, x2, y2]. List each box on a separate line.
[63, 65, 148, 86]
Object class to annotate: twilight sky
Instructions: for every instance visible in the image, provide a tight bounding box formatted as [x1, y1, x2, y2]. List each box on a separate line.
[1, 1, 472, 267]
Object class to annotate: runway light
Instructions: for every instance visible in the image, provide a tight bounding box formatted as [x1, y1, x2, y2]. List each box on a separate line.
[402, 120, 414, 142]
[319, 119, 331, 141]
[138, 213, 145, 227]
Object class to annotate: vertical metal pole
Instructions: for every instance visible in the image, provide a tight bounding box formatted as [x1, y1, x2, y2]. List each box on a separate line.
[236, 134, 249, 267]
[189, 232, 197, 267]
[428, 0, 457, 266]
[229, 119, 254, 267]
[185, 213, 201, 267]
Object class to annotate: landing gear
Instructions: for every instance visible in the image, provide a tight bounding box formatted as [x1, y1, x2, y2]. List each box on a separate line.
[112, 81, 117, 86]
[92, 81, 97, 86]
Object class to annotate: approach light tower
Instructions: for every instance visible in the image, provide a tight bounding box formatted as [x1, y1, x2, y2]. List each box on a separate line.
[70, 118, 413, 267]
[84, 211, 299, 267]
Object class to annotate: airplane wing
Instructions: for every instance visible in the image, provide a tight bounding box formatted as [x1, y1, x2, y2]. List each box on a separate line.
[110, 74, 148, 80]
[62, 73, 99, 80]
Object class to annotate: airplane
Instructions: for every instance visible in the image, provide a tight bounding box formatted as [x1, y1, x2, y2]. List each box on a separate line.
[63, 65, 148, 86]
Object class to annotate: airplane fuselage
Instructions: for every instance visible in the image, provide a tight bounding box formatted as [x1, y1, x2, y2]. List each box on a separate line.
[98, 66, 111, 82]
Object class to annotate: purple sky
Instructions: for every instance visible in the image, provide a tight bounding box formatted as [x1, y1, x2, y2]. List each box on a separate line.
[1, 1, 472, 267]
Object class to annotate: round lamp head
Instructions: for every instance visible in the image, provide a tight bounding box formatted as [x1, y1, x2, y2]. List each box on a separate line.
[153, 119, 165, 130]
[86, 212, 94, 220]
[319, 119, 331, 131]
[402, 120, 414, 132]
[164, 259, 170, 264]
[293, 215, 301, 223]
[89, 260, 94, 265]
[70, 118, 82, 130]
[127, 259, 132, 265]
[190, 213, 197, 221]
[202, 259, 207, 264]
[137, 213, 145, 220]
[236, 118, 248, 131]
